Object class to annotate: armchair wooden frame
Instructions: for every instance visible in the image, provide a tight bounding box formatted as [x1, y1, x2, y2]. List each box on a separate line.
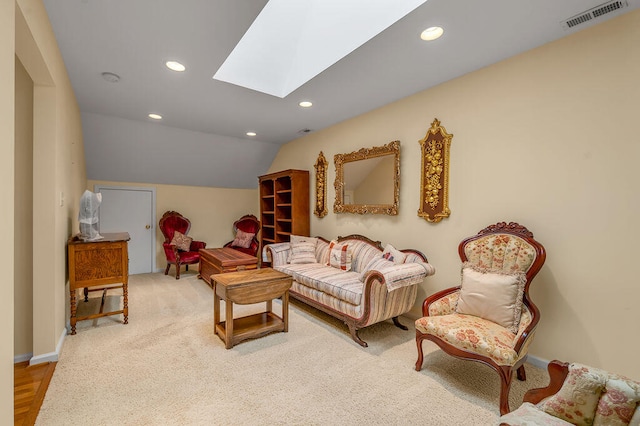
[415, 222, 546, 415]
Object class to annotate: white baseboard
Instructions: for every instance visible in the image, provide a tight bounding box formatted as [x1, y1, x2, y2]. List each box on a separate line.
[14, 352, 33, 363]
[526, 354, 550, 370]
[29, 328, 66, 366]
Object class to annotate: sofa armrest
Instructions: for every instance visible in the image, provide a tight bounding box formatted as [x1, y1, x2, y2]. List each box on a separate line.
[366, 262, 435, 292]
[523, 360, 570, 405]
[264, 243, 291, 266]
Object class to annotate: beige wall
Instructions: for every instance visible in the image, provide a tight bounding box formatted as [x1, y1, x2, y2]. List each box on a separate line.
[1, 0, 16, 420]
[2, 1, 86, 420]
[269, 10, 640, 378]
[14, 57, 34, 357]
[88, 180, 258, 271]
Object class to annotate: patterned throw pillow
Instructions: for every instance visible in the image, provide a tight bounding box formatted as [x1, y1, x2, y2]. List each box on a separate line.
[381, 243, 407, 264]
[171, 231, 192, 251]
[454, 263, 526, 334]
[538, 363, 607, 426]
[326, 240, 352, 271]
[232, 229, 255, 248]
[289, 241, 317, 264]
[594, 374, 640, 426]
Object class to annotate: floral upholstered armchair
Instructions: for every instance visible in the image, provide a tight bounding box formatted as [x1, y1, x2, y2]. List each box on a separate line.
[223, 214, 260, 257]
[159, 211, 206, 279]
[415, 222, 546, 415]
[499, 360, 640, 425]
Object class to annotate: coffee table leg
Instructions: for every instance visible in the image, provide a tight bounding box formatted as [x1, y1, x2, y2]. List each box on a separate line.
[213, 291, 220, 336]
[283, 290, 289, 332]
[225, 299, 233, 349]
[266, 300, 272, 314]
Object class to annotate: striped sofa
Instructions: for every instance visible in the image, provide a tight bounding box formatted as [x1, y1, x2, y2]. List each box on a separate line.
[264, 234, 435, 347]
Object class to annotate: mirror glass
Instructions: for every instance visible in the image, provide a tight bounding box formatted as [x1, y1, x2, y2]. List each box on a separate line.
[334, 141, 400, 215]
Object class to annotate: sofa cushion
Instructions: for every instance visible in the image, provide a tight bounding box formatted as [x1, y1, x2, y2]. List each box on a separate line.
[171, 231, 192, 251]
[594, 374, 640, 426]
[381, 243, 407, 264]
[275, 263, 363, 305]
[327, 240, 353, 271]
[455, 264, 526, 334]
[538, 363, 607, 426]
[289, 241, 317, 264]
[499, 402, 573, 425]
[345, 240, 382, 273]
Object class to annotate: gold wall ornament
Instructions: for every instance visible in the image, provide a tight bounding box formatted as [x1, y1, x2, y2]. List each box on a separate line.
[418, 119, 452, 223]
[334, 140, 400, 215]
[314, 151, 328, 218]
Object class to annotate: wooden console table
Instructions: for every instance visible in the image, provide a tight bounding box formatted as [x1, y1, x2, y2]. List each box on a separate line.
[67, 232, 130, 335]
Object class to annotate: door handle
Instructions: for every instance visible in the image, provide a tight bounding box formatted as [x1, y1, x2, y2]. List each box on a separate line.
[145, 225, 151, 229]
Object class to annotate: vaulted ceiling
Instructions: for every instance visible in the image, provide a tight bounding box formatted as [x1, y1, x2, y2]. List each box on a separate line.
[42, 0, 639, 188]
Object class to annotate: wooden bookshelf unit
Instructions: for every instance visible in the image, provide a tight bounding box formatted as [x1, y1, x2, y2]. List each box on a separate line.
[259, 169, 310, 249]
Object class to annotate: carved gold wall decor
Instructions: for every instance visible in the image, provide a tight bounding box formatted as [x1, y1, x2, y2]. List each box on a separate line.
[314, 151, 328, 217]
[418, 118, 452, 223]
[334, 140, 400, 215]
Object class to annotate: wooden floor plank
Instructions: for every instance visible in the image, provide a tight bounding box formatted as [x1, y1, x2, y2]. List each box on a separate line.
[14, 361, 56, 426]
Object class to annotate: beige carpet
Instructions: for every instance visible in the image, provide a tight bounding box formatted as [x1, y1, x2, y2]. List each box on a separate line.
[36, 272, 548, 425]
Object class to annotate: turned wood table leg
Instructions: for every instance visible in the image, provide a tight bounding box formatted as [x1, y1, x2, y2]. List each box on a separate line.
[70, 288, 77, 335]
[122, 282, 129, 324]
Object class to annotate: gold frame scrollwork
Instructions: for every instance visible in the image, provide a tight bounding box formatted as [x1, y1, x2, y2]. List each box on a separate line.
[418, 118, 452, 223]
[314, 151, 328, 218]
[334, 140, 400, 215]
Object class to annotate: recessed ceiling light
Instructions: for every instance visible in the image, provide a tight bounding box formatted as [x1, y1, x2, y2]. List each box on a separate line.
[246, 132, 257, 136]
[165, 61, 186, 72]
[148, 113, 162, 120]
[299, 101, 313, 108]
[420, 26, 444, 41]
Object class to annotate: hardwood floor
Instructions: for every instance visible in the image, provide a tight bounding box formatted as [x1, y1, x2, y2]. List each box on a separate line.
[14, 361, 56, 426]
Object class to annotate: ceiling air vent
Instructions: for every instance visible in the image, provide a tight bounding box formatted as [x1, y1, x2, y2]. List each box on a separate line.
[562, 0, 628, 29]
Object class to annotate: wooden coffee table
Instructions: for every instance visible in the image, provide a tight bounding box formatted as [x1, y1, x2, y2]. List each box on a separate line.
[198, 247, 258, 288]
[212, 268, 292, 349]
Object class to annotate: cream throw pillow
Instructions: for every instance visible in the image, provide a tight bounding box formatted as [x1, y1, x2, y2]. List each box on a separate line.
[455, 264, 526, 334]
[289, 241, 317, 264]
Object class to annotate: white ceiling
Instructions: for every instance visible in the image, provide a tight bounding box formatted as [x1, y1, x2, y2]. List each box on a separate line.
[42, 0, 639, 189]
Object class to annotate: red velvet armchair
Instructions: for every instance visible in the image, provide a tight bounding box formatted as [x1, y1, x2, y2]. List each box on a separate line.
[159, 211, 206, 279]
[223, 214, 260, 257]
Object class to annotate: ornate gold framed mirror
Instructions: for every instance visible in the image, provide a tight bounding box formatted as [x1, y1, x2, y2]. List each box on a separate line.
[334, 140, 400, 215]
[418, 118, 452, 223]
[314, 151, 328, 218]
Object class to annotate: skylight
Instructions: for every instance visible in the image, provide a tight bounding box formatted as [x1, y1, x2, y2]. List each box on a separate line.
[213, 0, 429, 98]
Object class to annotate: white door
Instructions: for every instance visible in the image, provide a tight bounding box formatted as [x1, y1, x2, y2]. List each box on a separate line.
[95, 186, 156, 275]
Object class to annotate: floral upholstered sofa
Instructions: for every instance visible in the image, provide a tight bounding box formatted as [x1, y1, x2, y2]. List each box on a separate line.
[499, 360, 640, 425]
[264, 234, 435, 347]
